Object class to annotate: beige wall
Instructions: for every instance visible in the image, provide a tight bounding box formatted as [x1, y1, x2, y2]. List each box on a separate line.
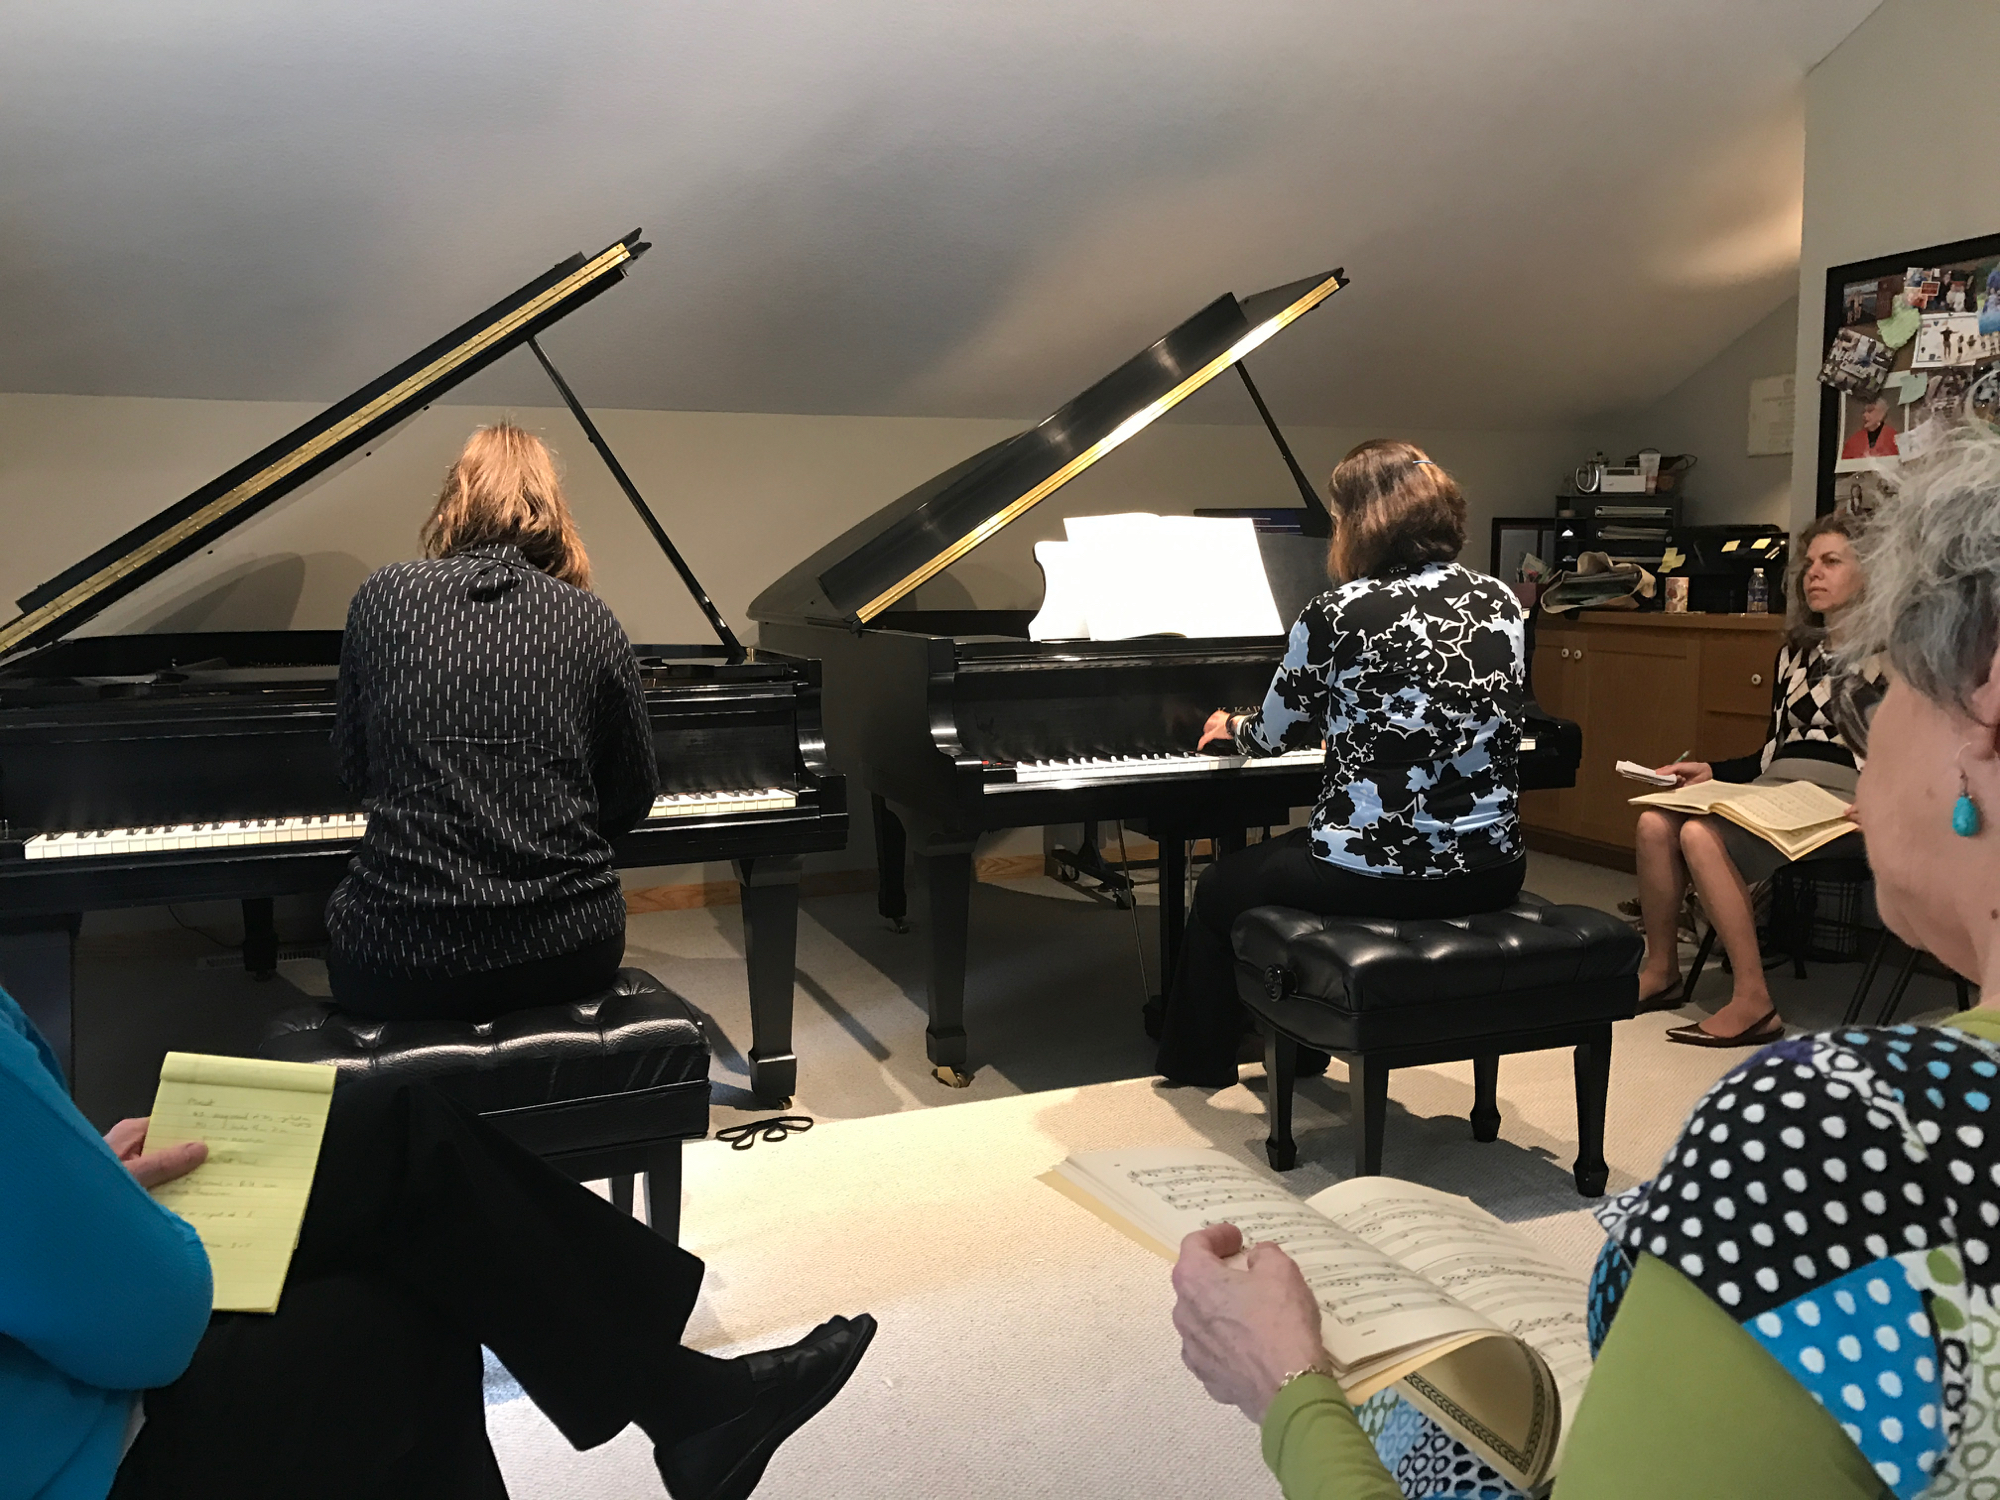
[0, 391, 1604, 896]
[1602, 297, 1798, 529]
[1791, 0, 2000, 532]
[0, 392, 1598, 642]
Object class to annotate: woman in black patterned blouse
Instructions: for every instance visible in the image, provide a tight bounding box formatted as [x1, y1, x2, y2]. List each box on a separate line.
[1635, 512, 1884, 1047]
[324, 424, 658, 1023]
[1154, 440, 1529, 1088]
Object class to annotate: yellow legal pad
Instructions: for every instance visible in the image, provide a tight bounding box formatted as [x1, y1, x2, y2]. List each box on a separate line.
[145, 1052, 337, 1313]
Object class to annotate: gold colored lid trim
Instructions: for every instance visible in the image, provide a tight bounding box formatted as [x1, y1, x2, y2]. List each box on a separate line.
[853, 269, 1346, 624]
[0, 240, 638, 658]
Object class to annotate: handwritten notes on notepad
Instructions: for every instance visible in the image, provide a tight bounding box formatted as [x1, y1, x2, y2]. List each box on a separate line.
[145, 1052, 336, 1313]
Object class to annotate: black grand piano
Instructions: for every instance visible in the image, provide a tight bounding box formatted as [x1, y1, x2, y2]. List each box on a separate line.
[752, 269, 1580, 1085]
[0, 231, 845, 1103]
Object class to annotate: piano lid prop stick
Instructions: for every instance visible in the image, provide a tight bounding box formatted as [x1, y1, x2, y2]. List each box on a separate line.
[526, 336, 745, 658]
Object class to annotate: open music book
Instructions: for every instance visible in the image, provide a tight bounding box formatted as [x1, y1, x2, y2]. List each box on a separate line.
[1627, 777, 1855, 861]
[1027, 513, 1285, 641]
[1046, 1147, 1590, 1492]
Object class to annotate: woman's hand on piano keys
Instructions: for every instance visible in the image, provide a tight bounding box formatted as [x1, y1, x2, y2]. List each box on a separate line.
[1197, 709, 1240, 753]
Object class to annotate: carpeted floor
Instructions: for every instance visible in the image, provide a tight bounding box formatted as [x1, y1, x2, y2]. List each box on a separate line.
[59, 852, 1971, 1495]
[484, 854, 1963, 1497]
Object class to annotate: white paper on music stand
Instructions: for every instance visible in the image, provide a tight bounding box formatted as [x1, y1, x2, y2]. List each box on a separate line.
[1027, 540, 1092, 640]
[1041, 513, 1283, 640]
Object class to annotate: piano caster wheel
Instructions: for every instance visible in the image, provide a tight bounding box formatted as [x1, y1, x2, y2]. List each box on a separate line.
[886, 917, 910, 935]
[932, 1064, 974, 1089]
[1053, 862, 1078, 884]
[1113, 889, 1135, 911]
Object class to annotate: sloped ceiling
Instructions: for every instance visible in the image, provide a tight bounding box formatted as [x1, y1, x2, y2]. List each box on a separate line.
[0, 1, 1876, 430]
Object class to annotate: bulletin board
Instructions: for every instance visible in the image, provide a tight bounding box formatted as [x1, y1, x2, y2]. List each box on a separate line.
[1815, 230, 2000, 518]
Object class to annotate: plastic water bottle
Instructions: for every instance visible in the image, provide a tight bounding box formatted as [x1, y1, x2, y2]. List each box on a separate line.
[1746, 569, 1769, 614]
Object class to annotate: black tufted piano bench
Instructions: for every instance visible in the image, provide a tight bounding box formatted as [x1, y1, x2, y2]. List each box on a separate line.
[1232, 897, 1642, 1196]
[260, 968, 711, 1241]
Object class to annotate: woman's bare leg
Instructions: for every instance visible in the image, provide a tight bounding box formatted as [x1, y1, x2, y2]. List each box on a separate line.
[1678, 818, 1776, 1033]
[1634, 809, 1689, 1001]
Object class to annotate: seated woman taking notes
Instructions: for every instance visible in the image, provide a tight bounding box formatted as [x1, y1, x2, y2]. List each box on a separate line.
[0, 995, 872, 1500]
[1633, 512, 1884, 1047]
[1154, 440, 1527, 1088]
[1168, 423, 2000, 1499]
[327, 423, 657, 1023]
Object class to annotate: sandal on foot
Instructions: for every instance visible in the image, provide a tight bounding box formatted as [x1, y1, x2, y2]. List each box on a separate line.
[1636, 978, 1685, 1014]
[1666, 1010, 1784, 1048]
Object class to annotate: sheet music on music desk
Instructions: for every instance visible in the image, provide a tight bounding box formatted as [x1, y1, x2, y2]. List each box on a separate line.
[1049, 514, 1284, 641]
[146, 1052, 337, 1314]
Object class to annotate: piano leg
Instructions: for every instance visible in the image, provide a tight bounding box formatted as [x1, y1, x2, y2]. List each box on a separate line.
[872, 794, 910, 934]
[0, 914, 81, 1089]
[241, 897, 278, 980]
[918, 844, 975, 1086]
[734, 855, 802, 1107]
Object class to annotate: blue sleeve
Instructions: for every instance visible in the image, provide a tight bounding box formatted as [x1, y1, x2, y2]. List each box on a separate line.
[1236, 594, 1341, 755]
[0, 994, 211, 1391]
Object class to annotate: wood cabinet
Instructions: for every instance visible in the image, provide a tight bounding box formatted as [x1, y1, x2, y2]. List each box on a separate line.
[1522, 612, 1783, 866]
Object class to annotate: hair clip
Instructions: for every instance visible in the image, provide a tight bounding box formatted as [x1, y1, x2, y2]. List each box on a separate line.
[1409, 459, 1435, 467]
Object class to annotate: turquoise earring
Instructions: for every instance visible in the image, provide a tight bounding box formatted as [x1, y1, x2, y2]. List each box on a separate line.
[1956, 745, 1982, 837]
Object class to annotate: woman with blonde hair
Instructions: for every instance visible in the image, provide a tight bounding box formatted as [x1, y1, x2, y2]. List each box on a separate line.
[1632, 510, 1884, 1046]
[1154, 439, 1528, 1086]
[325, 423, 657, 1021]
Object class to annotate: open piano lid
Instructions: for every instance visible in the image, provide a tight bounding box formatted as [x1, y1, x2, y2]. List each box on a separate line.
[749, 268, 1347, 632]
[0, 231, 651, 663]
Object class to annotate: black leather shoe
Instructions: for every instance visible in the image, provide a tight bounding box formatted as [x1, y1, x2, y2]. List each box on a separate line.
[658, 1314, 877, 1500]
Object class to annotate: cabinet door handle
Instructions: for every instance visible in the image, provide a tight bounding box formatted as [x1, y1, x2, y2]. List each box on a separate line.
[1560, 648, 1570, 659]
[1573, 649, 1583, 660]
[1751, 673, 1763, 686]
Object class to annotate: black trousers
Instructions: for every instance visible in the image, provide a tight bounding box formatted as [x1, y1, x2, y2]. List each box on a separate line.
[112, 1075, 750, 1500]
[1154, 828, 1527, 1086]
[328, 931, 626, 1024]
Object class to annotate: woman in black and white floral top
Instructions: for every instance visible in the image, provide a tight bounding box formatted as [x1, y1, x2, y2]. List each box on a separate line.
[1154, 440, 1528, 1087]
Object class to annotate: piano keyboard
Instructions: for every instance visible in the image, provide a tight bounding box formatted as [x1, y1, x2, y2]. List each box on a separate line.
[995, 748, 1327, 790]
[643, 787, 797, 818]
[26, 814, 369, 860]
[21, 788, 803, 860]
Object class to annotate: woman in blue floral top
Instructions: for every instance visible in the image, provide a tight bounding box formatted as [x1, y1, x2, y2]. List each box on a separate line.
[1155, 439, 1528, 1087]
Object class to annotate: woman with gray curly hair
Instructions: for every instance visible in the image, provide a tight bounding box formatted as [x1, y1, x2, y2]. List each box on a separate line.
[1168, 423, 2000, 1498]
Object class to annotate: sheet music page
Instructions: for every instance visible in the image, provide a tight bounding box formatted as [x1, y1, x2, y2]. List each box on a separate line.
[1054, 514, 1282, 641]
[1306, 1177, 1593, 1411]
[1711, 779, 1851, 833]
[1155, 516, 1284, 639]
[1026, 539, 1091, 640]
[1055, 1148, 1493, 1369]
[1626, 781, 1733, 814]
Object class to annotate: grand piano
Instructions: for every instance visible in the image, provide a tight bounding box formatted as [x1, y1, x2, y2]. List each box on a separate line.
[0, 231, 845, 1104]
[752, 269, 1581, 1085]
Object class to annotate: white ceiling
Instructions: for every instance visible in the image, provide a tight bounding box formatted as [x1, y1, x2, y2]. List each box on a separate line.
[0, 1, 1876, 430]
